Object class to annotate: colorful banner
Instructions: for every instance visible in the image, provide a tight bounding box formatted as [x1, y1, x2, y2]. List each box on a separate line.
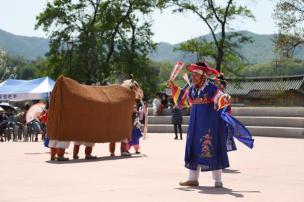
[169, 61, 185, 81]
[182, 73, 191, 85]
[171, 85, 190, 108]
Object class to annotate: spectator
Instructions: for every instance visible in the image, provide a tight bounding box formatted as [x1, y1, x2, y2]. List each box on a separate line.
[171, 104, 183, 140]
[138, 101, 148, 126]
[161, 94, 169, 109]
[15, 103, 30, 141]
[0, 108, 8, 141]
[152, 94, 162, 115]
[40, 102, 49, 143]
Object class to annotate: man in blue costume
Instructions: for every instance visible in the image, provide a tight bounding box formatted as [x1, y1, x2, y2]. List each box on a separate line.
[168, 62, 254, 188]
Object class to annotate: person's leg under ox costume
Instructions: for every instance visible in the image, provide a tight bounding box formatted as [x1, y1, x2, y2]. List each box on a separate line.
[49, 140, 70, 161]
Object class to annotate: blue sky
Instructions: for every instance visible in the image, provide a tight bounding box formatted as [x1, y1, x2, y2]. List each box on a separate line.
[0, 0, 278, 44]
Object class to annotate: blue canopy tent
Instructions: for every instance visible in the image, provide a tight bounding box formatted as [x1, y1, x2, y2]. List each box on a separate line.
[0, 77, 55, 101]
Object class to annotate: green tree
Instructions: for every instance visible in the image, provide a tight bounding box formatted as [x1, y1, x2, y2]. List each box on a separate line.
[6, 56, 47, 80]
[159, 0, 254, 73]
[174, 39, 216, 62]
[35, 0, 157, 87]
[29, 57, 51, 78]
[0, 49, 17, 82]
[273, 0, 304, 58]
[241, 58, 304, 77]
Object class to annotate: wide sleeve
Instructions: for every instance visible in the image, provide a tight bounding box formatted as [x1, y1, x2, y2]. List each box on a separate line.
[211, 88, 231, 111]
[170, 84, 190, 108]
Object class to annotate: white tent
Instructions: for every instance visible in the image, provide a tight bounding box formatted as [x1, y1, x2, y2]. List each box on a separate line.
[0, 77, 55, 101]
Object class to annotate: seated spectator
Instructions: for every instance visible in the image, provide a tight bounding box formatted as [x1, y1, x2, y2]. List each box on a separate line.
[152, 94, 162, 115]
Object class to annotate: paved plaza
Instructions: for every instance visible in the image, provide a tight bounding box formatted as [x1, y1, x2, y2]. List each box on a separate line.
[0, 133, 303, 202]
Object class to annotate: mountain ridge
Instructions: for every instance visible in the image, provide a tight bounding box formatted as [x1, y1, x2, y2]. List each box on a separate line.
[0, 29, 49, 60]
[1, 28, 303, 64]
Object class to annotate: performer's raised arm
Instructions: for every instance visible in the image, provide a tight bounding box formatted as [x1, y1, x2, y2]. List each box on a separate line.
[167, 79, 190, 108]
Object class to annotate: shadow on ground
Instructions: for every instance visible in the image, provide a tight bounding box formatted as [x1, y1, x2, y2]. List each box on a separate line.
[176, 186, 260, 198]
[223, 169, 241, 174]
[45, 154, 147, 164]
[24, 152, 71, 155]
[24, 152, 49, 155]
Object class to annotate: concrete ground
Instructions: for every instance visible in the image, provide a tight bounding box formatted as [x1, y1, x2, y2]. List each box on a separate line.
[0, 133, 303, 202]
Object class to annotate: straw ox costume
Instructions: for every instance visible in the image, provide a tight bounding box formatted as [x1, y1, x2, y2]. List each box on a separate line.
[47, 76, 143, 161]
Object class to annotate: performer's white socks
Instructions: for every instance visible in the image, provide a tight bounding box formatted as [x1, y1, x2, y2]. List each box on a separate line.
[212, 169, 222, 182]
[188, 166, 200, 181]
[188, 166, 223, 182]
[188, 169, 200, 181]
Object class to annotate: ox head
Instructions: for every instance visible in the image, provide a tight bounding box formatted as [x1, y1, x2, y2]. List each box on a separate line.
[121, 79, 144, 100]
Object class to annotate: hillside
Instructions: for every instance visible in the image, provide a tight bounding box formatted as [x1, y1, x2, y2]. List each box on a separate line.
[0, 29, 49, 60]
[150, 31, 304, 64]
[0, 29, 303, 64]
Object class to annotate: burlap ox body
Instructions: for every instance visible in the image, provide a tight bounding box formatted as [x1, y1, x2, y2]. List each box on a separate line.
[47, 76, 135, 143]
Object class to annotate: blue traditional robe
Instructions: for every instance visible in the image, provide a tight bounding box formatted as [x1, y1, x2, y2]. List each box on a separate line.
[180, 80, 253, 172]
[129, 127, 143, 145]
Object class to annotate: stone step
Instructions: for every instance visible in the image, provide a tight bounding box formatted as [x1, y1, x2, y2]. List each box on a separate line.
[148, 107, 304, 117]
[231, 107, 304, 117]
[147, 124, 304, 138]
[246, 126, 304, 138]
[148, 108, 190, 116]
[148, 116, 190, 124]
[148, 116, 304, 128]
[147, 124, 188, 133]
